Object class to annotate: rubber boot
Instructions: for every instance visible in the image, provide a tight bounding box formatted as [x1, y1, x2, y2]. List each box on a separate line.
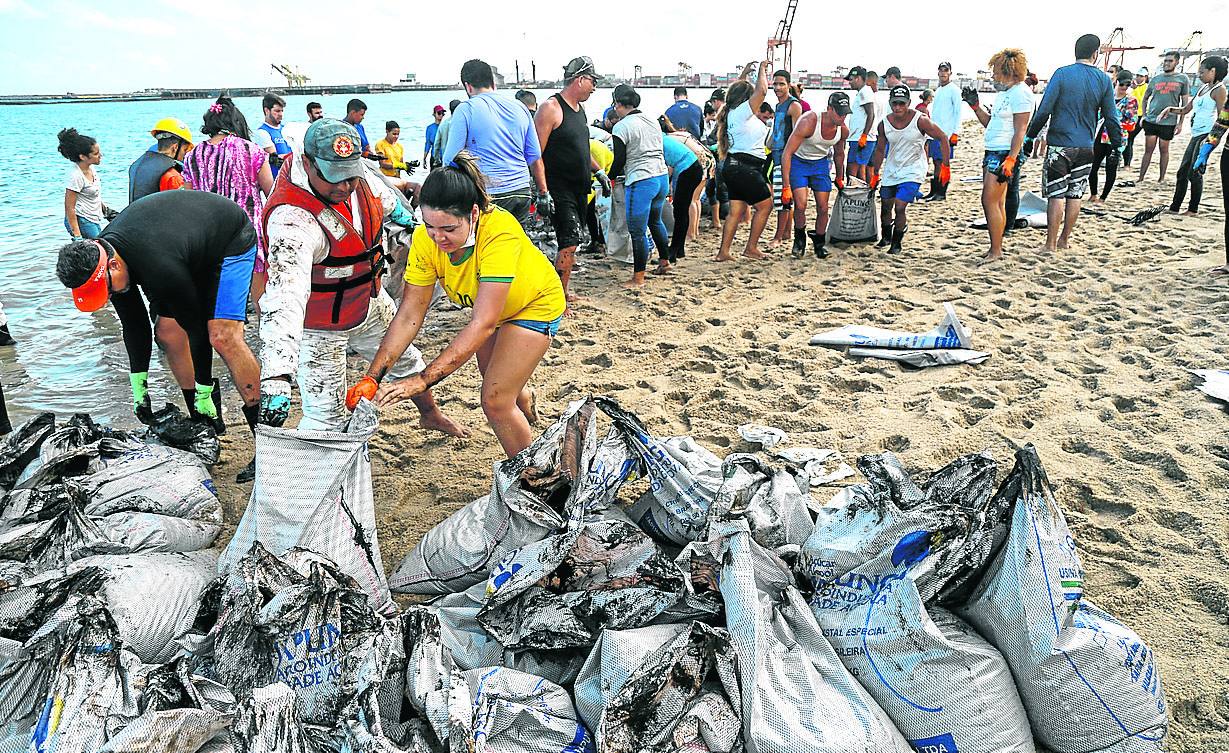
[875, 221, 893, 248]
[236, 402, 261, 483]
[920, 174, 938, 201]
[889, 223, 907, 254]
[0, 325, 14, 347]
[925, 180, 947, 202]
[792, 227, 808, 259]
[808, 230, 828, 259]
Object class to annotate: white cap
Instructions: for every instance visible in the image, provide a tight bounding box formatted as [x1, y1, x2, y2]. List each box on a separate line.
[1136, 66, 1149, 75]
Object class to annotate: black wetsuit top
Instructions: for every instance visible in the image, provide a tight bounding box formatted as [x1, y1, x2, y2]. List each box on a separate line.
[99, 191, 256, 384]
[542, 93, 591, 195]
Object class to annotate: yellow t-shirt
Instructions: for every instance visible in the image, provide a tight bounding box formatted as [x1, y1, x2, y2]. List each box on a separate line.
[1131, 84, 1148, 114]
[374, 138, 404, 177]
[588, 139, 613, 204]
[405, 206, 566, 324]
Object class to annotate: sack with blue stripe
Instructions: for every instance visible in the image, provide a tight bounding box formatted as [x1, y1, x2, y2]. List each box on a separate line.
[956, 446, 1168, 752]
[801, 451, 1035, 753]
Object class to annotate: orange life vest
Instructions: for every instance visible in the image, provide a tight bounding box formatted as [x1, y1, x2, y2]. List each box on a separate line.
[262, 158, 385, 330]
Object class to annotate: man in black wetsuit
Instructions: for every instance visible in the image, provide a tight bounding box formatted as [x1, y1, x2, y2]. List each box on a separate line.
[55, 191, 263, 450]
[534, 55, 611, 309]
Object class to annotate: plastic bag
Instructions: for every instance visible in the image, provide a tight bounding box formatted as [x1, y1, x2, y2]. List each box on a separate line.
[145, 404, 221, 466]
[710, 519, 911, 753]
[956, 446, 1168, 752]
[99, 658, 235, 753]
[573, 621, 741, 753]
[0, 483, 125, 571]
[827, 186, 879, 243]
[605, 182, 633, 264]
[710, 454, 813, 551]
[79, 445, 220, 531]
[462, 667, 594, 753]
[0, 413, 53, 491]
[221, 401, 391, 614]
[390, 398, 606, 595]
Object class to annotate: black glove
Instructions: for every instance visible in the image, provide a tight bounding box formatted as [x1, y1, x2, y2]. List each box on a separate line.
[405, 159, 421, 171]
[1022, 137, 1035, 156]
[102, 205, 121, 221]
[269, 153, 285, 170]
[961, 86, 980, 108]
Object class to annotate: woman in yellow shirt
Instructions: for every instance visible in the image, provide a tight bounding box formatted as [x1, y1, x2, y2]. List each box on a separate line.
[349, 153, 566, 457]
[374, 121, 408, 177]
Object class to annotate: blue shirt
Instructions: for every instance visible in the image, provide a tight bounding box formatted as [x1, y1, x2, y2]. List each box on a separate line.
[1027, 62, 1120, 149]
[443, 91, 542, 194]
[425, 122, 440, 158]
[662, 134, 698, 173]
[665, 100, 703, 139]
[346, 119, 371, 152]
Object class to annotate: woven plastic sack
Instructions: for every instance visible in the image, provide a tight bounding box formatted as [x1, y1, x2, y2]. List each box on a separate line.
[710, 519, 912, 753]
[0, 413, 53, 492]
[78, 444, 221, 540]
[462, 667, 594, 753]
[827, 185, 879, 243]
[220, 400, 391, 614]
[956, 446, 1168, 752]
[573, 621, 741, 753]
[605, 182, 633, 264]
[98, 658, 234, 753]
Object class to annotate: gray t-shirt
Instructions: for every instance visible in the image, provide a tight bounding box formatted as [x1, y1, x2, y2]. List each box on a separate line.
[1144, 72, 1190, 125]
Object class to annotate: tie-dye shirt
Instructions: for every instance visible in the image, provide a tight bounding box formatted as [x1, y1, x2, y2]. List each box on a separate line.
[182, 135, 269, 260]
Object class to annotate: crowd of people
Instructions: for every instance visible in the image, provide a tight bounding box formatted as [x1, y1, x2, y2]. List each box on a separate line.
[30, 34, 1229, 471]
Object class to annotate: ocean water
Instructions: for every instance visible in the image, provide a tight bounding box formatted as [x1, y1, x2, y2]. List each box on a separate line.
[0, 88, 682, 426]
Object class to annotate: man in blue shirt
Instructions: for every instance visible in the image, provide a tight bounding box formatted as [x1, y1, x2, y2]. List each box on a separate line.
[1026, 33, 1121, 253]
[444, 58, 549, 228]
[665, 87, 703, 139]
[344, 99, 371, 157]
[254, 93, 292, 178]
[424, 104, 445, 168]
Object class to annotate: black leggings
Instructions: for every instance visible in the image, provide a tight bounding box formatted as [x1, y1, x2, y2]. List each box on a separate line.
[670, 163, 704, 259]
[1004, 164, 1023, 229]
[1089, 141, 1119, 200]
[586, 199, 603, 248]
[1171, 134, 1209, 213]
[1124, 125, 1141, 167]
[1222, 147, 1229, 265]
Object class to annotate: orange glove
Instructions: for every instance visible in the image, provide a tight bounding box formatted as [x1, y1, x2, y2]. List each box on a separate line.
[949, 133, 959, 146]
[938, 163, 951, 185]
[781, 185, 793, 205]
[1000, 156, 1016, 179]
[345, 376, 378, 411]
[835, 177, 845, 190]
[868, 173, 880, 189]
[858, 133, 868, 149]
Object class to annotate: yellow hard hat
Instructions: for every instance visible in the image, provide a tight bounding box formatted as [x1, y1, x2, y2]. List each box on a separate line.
[151, 117, 193, 145]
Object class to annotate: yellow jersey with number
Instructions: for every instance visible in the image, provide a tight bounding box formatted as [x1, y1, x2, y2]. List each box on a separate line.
[405, 205, 565, 323]
[374, 138, 404, 177]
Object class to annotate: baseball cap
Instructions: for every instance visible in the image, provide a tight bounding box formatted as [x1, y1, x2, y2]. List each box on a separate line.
[938, 61, 952, 71]
[433, 104, 445, 114]
[845, 66, 867, 80]
[888, 84, 911, 104]
[1136, 66, 1149, 75]
[709, 88, 725, 102]
[71, 242, 110, 312]
[828, 91, 852, 115]
[303, 118, 363, 183]
[564, 56, 601, 80]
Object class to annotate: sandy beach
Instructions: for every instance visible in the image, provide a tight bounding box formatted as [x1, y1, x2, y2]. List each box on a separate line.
[206, 122, 1228, 750]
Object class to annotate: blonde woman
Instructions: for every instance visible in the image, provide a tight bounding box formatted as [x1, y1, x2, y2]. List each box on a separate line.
[969, 48, 1033, 262]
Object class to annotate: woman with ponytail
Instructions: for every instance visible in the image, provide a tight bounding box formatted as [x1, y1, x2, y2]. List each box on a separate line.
[715, 60, 773, 262]
[58, 127, 106, 240]
[358, 153, 565, 457]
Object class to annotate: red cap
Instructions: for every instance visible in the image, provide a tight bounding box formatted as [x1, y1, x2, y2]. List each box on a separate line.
[433, 104, 446, 114]
[72, 242, 110, 312]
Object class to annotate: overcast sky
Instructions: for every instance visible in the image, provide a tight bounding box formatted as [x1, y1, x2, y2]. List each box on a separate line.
[2, 0, 1228, 94]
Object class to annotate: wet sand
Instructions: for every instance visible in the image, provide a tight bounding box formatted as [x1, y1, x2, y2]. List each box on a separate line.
[209, 123, 1229, 750]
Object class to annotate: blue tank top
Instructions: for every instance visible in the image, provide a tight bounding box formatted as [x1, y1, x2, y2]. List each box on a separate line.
[1191, 83, 1223, 136]
[771, 96, 797, 153]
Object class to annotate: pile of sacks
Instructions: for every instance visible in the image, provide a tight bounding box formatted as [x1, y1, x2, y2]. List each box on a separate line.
[0, 396, 1170, 752]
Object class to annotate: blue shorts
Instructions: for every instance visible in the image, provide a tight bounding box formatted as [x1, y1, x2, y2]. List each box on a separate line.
[505, 314, 562, 337]
[214, 245, 256, 321]
[983, 150, 1010, 172]
[880, 182, 923, 203]
[789, 156, 833, 192]
[847, 140, 875, 166]
[927, 138, 954, 161]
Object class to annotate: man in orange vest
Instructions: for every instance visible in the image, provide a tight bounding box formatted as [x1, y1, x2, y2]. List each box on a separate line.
[256, 120, 465, 476]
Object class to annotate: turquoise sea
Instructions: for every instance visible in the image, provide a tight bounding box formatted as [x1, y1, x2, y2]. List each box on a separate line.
[0, 87, 685, 425]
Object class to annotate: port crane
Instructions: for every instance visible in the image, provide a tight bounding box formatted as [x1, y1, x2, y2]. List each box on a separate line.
[270, 64, 310, 88]
[1098, 27, 1153, 71]
[766, 0, 798, 71]
[678, 61, 692, 83]
[1162, 30, 1207, 72]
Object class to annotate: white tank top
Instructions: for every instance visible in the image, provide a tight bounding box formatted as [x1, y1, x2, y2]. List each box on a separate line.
[796, 116, 843, 161]
[1191, 82, 1224, 136]
[880, 110, 928, 186]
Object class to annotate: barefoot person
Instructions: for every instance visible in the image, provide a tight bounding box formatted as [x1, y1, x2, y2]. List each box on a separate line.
[1025, 33, 1121, 253]
[1197, 97, 1229, 274]
[1166, 56, 1227, 216]
[259, 119, 464, 469]
[715, 61, 773, 262]
[969, 49, 1032, 262]
[781, 91, 850, 259]
[1138, 51, 1190, 183]
[870, 85, 950, 253]
[352, 154, 565, 458]
[610, 84, 670, 285]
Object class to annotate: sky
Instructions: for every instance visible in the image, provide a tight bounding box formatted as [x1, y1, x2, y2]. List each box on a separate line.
[2, 0, 1228, 95]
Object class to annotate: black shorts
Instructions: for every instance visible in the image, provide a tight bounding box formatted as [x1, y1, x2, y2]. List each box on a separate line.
[1142, 121, 1176, 141]
[1042, 146, 1095, 199]
[549, 185, 588, 250]
[723, 154, 771, 204]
